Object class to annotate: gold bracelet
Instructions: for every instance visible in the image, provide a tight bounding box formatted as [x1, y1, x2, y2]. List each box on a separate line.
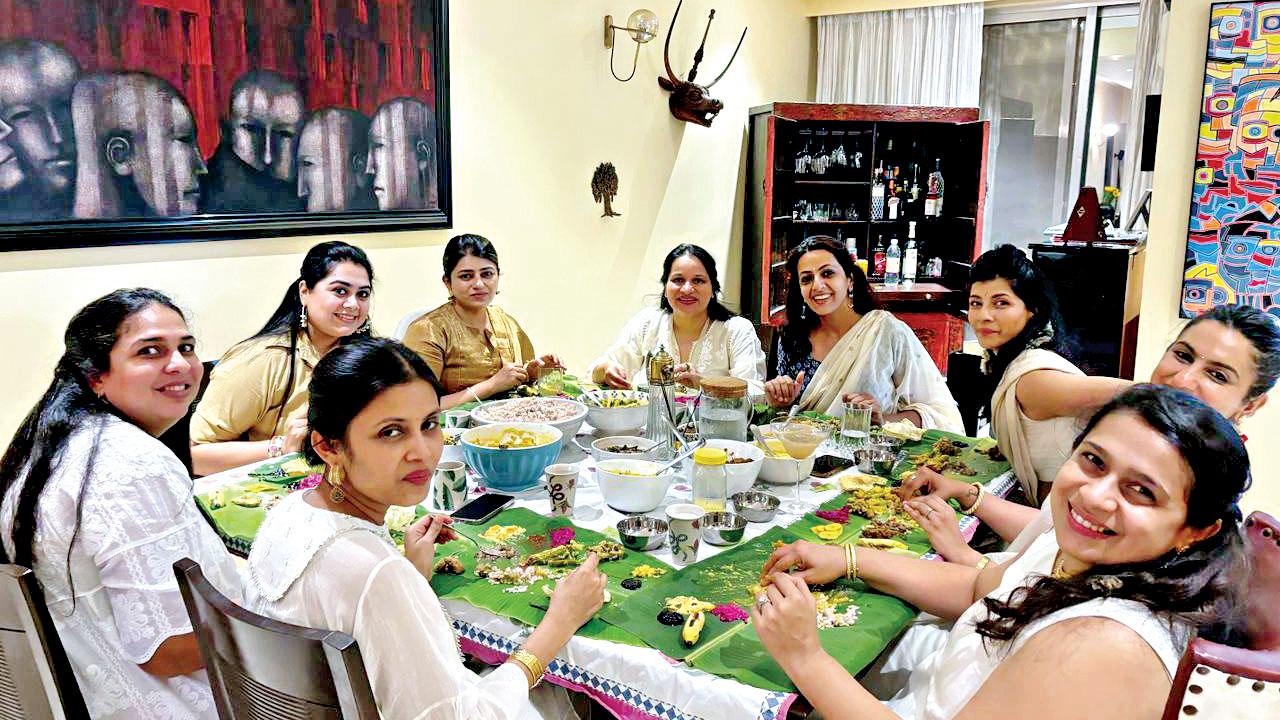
[960, 483, 985, 516]
[467, 386, 483, 405]
[974, 556, 991, 571]
[844, 544, 859, 580]
[508, 649, 544, 688]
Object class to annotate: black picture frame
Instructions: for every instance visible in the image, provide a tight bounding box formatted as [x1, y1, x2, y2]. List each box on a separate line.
[0, 0, 451, 252]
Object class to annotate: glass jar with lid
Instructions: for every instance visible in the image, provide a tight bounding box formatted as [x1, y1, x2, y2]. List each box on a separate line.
[692, 446, 729, 513]
[697, 377, 749, 442]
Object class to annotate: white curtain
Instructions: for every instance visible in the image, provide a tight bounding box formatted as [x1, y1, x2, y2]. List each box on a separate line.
[1120, 0, 1169, 229]
[816, 3, 984, 107]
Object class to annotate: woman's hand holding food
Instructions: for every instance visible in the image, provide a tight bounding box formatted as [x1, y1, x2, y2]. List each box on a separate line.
[752, 571, 821, 668]
[903, 496, 982, 566]
[594, 361, 632, 389]
[546, 554, 608, 630]
[404, 514, 456, 580]
[760, 540, 844, 586]
[485, 362, 528, 394]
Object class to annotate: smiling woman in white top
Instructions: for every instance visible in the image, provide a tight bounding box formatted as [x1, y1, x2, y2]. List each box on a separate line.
[590, 243, 766, 396]
[0, 289, 240, 720]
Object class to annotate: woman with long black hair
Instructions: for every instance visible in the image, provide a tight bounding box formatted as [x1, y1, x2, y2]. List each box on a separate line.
[0, 289, 239, 720]
[755, 385, 1251, 720]
[190, 240, 374, 475]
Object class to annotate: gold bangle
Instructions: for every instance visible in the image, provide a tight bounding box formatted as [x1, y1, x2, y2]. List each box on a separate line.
[467, 386, 483, 405]
[960, 482, 985, 516]
[974, 556, 991, 571]
[508, 649, 544, 688]
[844, 543, 859, 580]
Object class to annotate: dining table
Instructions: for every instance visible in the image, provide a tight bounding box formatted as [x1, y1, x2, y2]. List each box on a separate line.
[193, 423, 1016, 720]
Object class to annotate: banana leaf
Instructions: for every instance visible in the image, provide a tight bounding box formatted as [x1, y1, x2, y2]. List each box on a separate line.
[246, 453, 320, 482]
[890, 429, 1012, 484]
[194, 480, 292, 555]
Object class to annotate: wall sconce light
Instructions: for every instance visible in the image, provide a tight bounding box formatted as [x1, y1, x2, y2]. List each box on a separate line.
[604, 9, 659, 82]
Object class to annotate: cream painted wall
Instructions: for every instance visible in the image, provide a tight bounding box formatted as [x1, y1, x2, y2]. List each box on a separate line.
[0, 1, 815, 444]
[1136, 0, 1278, 516]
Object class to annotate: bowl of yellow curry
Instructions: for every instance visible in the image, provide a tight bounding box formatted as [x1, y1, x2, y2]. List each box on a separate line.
[460, 422, 563, 492]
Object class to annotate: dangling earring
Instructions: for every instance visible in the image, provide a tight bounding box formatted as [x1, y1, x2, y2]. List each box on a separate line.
[300, 306, 309, 329]
[358, 318, 371, 334]
[800, 304, 808, 320]
[326, 464, 346, 503]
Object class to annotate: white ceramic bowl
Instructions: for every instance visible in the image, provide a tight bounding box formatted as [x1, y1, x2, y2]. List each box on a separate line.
[755, 441, 817, 485]
[441, 428, 464, 463]
[682, 439, 763, 496]
[470, 397, 587, 449]
[585, 435, 659, 462]
[596, 458, 676, 513]
[581, 389, 649, 435]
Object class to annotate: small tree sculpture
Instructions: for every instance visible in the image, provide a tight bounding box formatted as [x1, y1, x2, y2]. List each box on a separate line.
[592, 162, 621, 217]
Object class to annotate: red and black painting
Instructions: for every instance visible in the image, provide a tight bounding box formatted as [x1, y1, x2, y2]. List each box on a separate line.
[0, 0, 450, 250]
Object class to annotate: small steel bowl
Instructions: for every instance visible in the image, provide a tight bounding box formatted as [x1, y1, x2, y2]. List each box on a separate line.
[856, 446, 897, 476]
[868, 431, 905, 453]
[701, 512, 748, 546]
[617, 516, 668, 551]
[730, 490, 781, 523]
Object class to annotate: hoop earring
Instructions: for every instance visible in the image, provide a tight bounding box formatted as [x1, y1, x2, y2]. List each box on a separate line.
[300, 306, 309, 329]
[326, 464, 346, 503]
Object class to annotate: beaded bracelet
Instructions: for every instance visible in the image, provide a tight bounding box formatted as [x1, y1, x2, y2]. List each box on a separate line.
[959, 482, 985, 516]
[508, 649, 545, 688]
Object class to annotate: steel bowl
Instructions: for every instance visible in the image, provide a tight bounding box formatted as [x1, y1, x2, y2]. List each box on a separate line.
[616, 516, 668, 551]
[868, 431, 905, 453]
[855, 446, 897, 477]
[701, 511, 748, 546]
[730, 490, 781, 523]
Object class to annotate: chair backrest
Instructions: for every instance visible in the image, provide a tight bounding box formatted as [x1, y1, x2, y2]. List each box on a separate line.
[393, 307, 435, 341]
[945, 352, 983, 437]
[174, 558, 379, 720]
[755, 323, 778, 379]
[0, 564, 89, 720]
[1161, 638, 1280, 719]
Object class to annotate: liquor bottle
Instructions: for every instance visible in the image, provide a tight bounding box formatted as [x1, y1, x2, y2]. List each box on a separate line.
[924, 158, 944, 217]
[885, 235, 901, 287]
[902, 221, 918, 288]
[887, 172, 900, 220]
[871, 165, 885, 221]
[872, 235, 888, 279]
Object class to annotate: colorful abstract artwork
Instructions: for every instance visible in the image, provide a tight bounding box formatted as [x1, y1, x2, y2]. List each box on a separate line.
[0, 0, 450, 250]
[1182, 2, 1280, 320]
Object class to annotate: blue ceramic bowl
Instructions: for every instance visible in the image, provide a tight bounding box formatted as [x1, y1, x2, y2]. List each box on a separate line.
[460, 422, 563, 492]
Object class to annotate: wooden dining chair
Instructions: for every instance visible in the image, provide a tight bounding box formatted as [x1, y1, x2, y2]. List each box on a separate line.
[0, 564, 89, 720]
[174, 558, 380, 719]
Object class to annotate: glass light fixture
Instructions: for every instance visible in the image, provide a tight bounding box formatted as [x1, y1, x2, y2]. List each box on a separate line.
[604, 9, 659, 82]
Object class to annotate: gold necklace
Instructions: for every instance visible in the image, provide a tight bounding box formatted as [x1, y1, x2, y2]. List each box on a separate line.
[1050, 551, 1075, 580]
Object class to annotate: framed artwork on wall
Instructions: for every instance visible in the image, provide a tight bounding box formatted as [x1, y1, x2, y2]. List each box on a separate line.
[1181, 1, 1279, 320]
[0, 0, 450, 251]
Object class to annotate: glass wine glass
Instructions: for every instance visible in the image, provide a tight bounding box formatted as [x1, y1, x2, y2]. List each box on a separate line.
[770, 419, 833, 515]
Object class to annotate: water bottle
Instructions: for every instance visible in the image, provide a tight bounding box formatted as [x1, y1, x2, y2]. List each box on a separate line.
[885, 236, 901, 287]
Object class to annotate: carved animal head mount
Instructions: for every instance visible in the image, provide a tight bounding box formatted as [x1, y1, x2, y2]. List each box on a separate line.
[658, 0, 747, 127]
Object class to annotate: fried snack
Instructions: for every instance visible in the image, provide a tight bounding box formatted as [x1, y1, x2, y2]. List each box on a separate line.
[862, 516, 916, 539]
[811, 523, 844, 541]
[587, 540, 626, 561]
[933, 438, 966, 456]
[524, 542, 585, 567]
[846, 485, 901, 519]
[433, 556, 465, 575]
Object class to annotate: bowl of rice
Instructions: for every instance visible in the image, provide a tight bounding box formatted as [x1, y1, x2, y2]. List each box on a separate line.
[470, 397, 587, 448]
[460, 422, 563, 492]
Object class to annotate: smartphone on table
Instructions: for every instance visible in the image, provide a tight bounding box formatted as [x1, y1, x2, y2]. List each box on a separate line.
[811, 454, 855, 478]
[450, 493, 516, 524]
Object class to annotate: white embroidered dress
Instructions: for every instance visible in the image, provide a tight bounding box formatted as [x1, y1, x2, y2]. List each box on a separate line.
[591, 306, 767, 396]
[242, 492, 558, 720]
[0, 415, 241, 720]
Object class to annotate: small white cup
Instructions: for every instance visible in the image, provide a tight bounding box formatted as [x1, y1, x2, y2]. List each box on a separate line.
[545, 463, 579, 517]
[432, 461, 468, 511]
[443, 409, 471, 428]
[665, 503, 706, 566]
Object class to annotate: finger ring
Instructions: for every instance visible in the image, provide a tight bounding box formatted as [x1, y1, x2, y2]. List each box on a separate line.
[756, 595, 770, 610]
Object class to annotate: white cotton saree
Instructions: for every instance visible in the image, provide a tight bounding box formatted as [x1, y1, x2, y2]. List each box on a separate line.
[989, 348, 1085, 505]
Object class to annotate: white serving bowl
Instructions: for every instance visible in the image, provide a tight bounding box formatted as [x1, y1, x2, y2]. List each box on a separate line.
[682, 439, 764, 496]
[596, 458, 676, 513]
[441, 428, 464, 463]
[469, 397, 587, 449]
[581, 389, 649, 435]
[755, 440, 817, 485]
[578, 435, 659, 462]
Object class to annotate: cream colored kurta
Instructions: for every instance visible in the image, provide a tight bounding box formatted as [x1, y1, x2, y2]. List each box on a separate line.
[242, 492, 564, 720]
[591, 306, 767, 396]
[989, 348, 1085, 505]
[1, 415, 241, 720]
[402, 302, 536, 395]
[191, 331, 320, 443]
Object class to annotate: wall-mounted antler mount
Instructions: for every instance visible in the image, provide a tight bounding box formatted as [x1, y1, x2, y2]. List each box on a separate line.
[658, 0, 747, 127]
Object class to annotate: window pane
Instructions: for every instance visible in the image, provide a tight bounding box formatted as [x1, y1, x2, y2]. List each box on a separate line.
[1083, 14, 1139, 218]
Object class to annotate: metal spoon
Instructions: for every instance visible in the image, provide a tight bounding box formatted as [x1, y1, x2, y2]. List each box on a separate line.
[750, 424, 782, 458]
[649, 437, 707, 475]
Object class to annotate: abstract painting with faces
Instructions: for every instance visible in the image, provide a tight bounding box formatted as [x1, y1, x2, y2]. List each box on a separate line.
[1183, 2, 1280, 321]
[0, 0, 448, 249]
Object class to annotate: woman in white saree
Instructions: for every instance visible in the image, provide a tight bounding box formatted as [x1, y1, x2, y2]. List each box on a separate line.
[243, 338, 607, 720]
[763, 236, 962, 432]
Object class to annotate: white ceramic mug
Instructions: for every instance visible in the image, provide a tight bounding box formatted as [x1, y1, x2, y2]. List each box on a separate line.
[432, 460, 468, 511]
[442, 409, 471, 428]
[665, 503, 706, 566]
[545, 463, 578, 517]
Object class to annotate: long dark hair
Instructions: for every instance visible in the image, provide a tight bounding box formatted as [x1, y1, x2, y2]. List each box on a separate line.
[657, 243, 735, 322]
[780, 235, 878, 357]
[442, 233, 500, 281]
[976, 385, 1251, 647]
[1181, 304, 1280, 400]
[303, 338, 440, 465]
[968, 244, 1066, 418]
[249, 241, 374, 431]
[0, 289, 186, 580]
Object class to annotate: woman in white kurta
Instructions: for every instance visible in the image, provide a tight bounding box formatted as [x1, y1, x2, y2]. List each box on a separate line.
[244, 337, 607, 719]
[754, 386, 1250, 720]
[763, 236, 962, 432]
[0, 289, 240, 720]
[591, 244, 766, 396]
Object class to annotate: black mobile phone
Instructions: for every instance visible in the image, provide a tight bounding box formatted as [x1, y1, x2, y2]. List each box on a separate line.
[811, 454, 855, 478]
[451, 493, 516, 524]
